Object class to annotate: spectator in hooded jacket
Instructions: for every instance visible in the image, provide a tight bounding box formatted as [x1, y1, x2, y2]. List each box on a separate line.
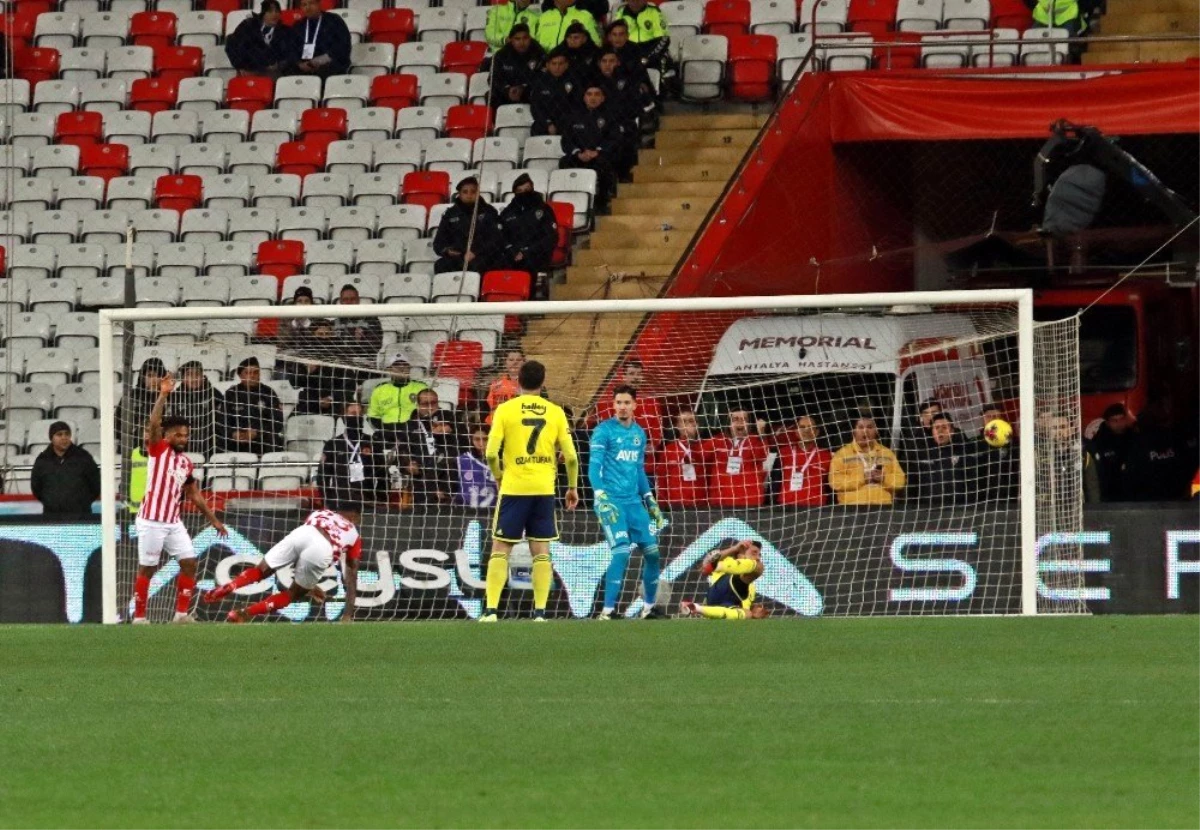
[433, 176, 506, 274]
[907, 413, 969, 505]
[225, 0, 291, 77]
[486, 0, 542, 51]
[286, 0, 352, 78]
[1087, 403, 1134, 501]
[168, 360, 223, 459]
[559, 83, 624, 211]
[500, 173, 559, 277]
[535, 0, 601, 51]
[530, 52, 579, 135]
[31, 422, 101, 517]
[489, 23, 547, 104]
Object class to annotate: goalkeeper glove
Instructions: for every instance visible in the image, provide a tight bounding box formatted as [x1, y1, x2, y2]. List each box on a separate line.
[593, 490, 620, 525]
[644, 493, 666, 531]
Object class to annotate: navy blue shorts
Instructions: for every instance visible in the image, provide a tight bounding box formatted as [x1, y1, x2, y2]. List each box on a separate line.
[492, 494, 558, 543]
[706, 574, 751, 608]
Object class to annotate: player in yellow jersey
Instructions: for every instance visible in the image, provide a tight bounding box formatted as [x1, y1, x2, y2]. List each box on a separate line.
[482, 360, 579, 621]
[679, 540, 769, 620]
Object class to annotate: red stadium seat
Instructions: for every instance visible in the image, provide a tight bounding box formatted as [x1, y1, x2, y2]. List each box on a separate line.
[130, 77, 179, 114]
[727, 35, 776, 101]
[444, 104, 492, 141]
[257, 240, 306, 291]
[13, 47, 59, 85]
[367, 8, 416, 45]
[704, 0, 751, 37]
[226, 75, 275, 114]
[54, 111, 104, 148]
[873, 31, 919, 69]
[548, 201, 574, 260]
[1, 12, 38, 51]
[298, 107, 348, 145]
[433, 339, 483, 391]
[441, 40, 488, 76]
[276, 141, 328, 176]
[155, 174, 204, 211]
[154, 45, 204, 82]
[401, 171, 450, 210]
[847, 0, 897, 34]
[205, 0, 245, 12]
[79, 143, 129, 182]
[990, 0, 1032, 30]
[0, 245, 7, 277]
[129, 11, 178, 51]
[281, 8, 304, 25]
[370, 73, 420, 110]
[481, 270, 532, 303]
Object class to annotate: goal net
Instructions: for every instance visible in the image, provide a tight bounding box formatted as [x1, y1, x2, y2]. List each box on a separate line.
[97, 290, 1085, 622]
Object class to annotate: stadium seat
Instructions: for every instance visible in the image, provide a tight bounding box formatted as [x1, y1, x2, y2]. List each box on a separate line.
[8, 244, 55, 280]
[129, 11, 178, 50]
[705, 0, 751, 37]
[1021, 27, 1068, 65]
[202, 44, 237, 79]
[846, 0, 896, 33]
[180, 207, 228, 241]
[381, 271, 429, 302]
[423, 137, 472, 174]
[55, 110, 104, 148]
[29, 277, 79, 314]
[354, 238, 402, 274]
[896, 0, 943, 30]
[395, 42, 443, 85]
[547, 170, 595, 231]
[35, 12, 80, 50]
[177, 142, 226, 176]
[727, 35, 777, 101]
[326, 140, 374, 175]
[776, 31, 815, 76]
[178, 76, 226, 112]
[660, 1, 703, 43]
[472, 137, 519, 175]
[79, 209, 128, 243]
[33, 80, 81, 116]
[444, 103, 491, 141]
[2, 12, 39, 53]
[276, 140, 328, 176]
[417, 7, 463, 43]
[305, 240, 355, 276]
[274, 76, 323, 112]
[32, 144, 81, 181]
[367, 8, 415, 45]
[480, 270, 530, 303]
[872, 31, 921, 68]
[55, 312, 102, 348]
[130, 76, 179, 113]
[943, 0, 989, 28]
[376, 203, 425, 241]
[80, 143, 130, 182]
[226, 75, 275, 114]
[972, 26, 1018, 66]
[155, 173, 202, 210]
[250, 108, 299, 144]
[256, 451, 312, 490]
[302, 173, 352, 209]
[204, 240, 253, 276]
[58, 46, 105, 81]
[154, 45, 204, 81]
[15, 47, 61, 85]
[441, 39, 487, 76]
[921, 32, 976, 66]
[350, 42, 397, 77]
[328, 205, 376, 241]
[257, 238, 306, 287]
[522, 135, 562, 172]
[464, 5, 488, 41]
[799, 0, 849, 32]
[750, 0, 796, 35]
[177, 10, 223, 46]
[432, 339, 482, 397]
[821, 33, 873, 69]
[285, 414, 335, 456]
[106, 46, 155, 81]
[989, 0, 1030, 30]
[370, 73, 420, 110]
[494, 104, 533, 142]
[57, 175, 107, 211]
[347, 106, 397, 142]
[200, 108, 250, 143]
[228, 207, 278, 243]
[80, 78, 128, 114]
[277, 206, 327, 243]
[395, 105, 442, 142]
[680, 35, 728, 101]
[9, 112, 52, 148]
[420, 72, 467, 109]
[83, 13, 128, 49]
[7, 179, 53, 213]
[180, 274, 231, 306]
[401, 170, 449, 211]
[203, 173, 251, 208]
[350, 171, 402, 206]
[228, 275, 277, 305]
[252, 173, 302, 208]
[299, 107, 348, 145]
[151, 109, 199, 144]
[333, 8, 368, 43]
[131, 207, 180, 243]
[322, 74, 372, 110]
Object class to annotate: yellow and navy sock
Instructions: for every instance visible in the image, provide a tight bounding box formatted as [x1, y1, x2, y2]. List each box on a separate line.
[485, 551, 508, 613]
[531, 552, 552, 612]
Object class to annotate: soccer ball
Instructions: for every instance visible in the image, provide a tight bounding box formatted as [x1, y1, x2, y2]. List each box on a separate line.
[983, 418, 1013, 448]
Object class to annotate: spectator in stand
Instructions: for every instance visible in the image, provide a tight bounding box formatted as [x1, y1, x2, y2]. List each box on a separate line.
[1035, 410, 1101, 504]
[222, 356, 285, 455]
[500, 174, 559, 279]
[1123, 397, 1192, 501]
[900, 398, 942, 470]
[398, 389, 460, 505]
[550, 22, 601, 87]
[225, 0, 291, 77]
[594, 49, 652, 180]
[1028, 0, 1084, 37]
[486, 0, 543, 52]
[1087, 403, 1134, 501]
[536, 0, 602, 51]
[293, 355, 356, 417]
[368, 358, 429, 438]
[591, 359, 662, 446]
[432, 176, 507, 275]
[654, 409, 709, 508]
[317, 401, 388, 510]
[973, 405, 1019, 502]
[489, 23, 546, 104]
[530, 53, 579, 136]
[611, 0, 672, 81]
[907, 413, 969, 505]
[604, 20, 651, 88]
[559, 84, 623, 212]
[456, 426, 500, 508]
[487, 348, 525, 416]
[120, 357, 167, 453]
[285, 0, 351, 78]
[31, 422, 101, 518]
[774, 415, 832, 508]
[705, 409, 769, 507]
[332, 284, 383, 367]
[278, 285, 317, 356]
[168, 360, 222, 459]
[543, 0, 608, 24]
[829, 415, 905, 506]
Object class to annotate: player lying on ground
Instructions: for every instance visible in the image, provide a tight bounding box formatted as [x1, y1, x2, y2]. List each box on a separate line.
[201, 507, 361, 622]
[132, 373, 228, 624]
[482, 360, 579, 622]
[589, 384, 666, 619]
[680, 540, 769, 620]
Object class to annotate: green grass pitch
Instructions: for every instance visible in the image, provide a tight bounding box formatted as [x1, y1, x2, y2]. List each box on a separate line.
[1, 617, 1196, 829]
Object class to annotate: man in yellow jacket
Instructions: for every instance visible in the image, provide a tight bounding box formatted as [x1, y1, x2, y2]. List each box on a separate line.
[829, 416, 906, 506]
[536, 0, 601, 51]
[486, 0, 542, 52]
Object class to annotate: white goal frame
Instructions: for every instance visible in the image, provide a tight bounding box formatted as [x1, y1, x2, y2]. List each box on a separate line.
[97, 289, 1039, 623]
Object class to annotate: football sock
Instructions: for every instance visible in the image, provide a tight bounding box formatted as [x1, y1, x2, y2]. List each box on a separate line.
[133, 574, 150, 620]
[214, 565, 265, 599]
[641, 544, 661, 606]
[245, 592, 292, 617]
[700, 605, 747, 621]
[174, 572, 196, 615]
[602, 544, 631, 610]
[531, 553, 552, 611]
[485, 552, 508, 611]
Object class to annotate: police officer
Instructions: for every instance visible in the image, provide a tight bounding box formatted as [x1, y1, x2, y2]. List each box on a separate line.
[367, 358, 429, 440]
[432, 176, 506, 274]
[604, 19, 652, 89]
[1030, 0, 1083, 37]
[549, 21, 600, 88]
[529, 52, 579, 135]
[317, 401, 388, 511]
[559, 83, 625, 210]
[486, 0, 542, 51]
[535, 0, 601, 51]
[489, 23, 546, 105]
[594, 48, 652, 177]
[501, 173, 559, 279]
[612, 0, 671, 79]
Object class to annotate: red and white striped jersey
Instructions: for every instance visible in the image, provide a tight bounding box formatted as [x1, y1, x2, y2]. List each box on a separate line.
[138, 440, 195, 524]
[305, 509, 363, 563]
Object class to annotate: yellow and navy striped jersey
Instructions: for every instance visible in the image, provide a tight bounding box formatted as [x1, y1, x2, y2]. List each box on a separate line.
[486, 394, 577, 496]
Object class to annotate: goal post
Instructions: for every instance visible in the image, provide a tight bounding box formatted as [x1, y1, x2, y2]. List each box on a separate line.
[97, 288, 1080, 624]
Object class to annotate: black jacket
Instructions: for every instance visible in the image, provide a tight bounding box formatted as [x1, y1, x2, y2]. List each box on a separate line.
[222, 381, 285, 455]
[294, 364, 357, 416]
[433, 196, 505, 261]
[549, 39, 600, 87]
[972, 437, 1019, 503]
[490, 41, 547, 104]
[610, 41, 652, 87]
[500, 190, 559, 268]
[561, 104, 623, 156]
[317, 423, 389, 510]
[167, 380, 223, 459]
[286, 12, 352, 76]
[598, 71, 651, 135]
[1087, 423, 1133, 501]
[906, 436, 970, 505]
[332, 315, 384, 366]
[225, 14, 291, 73]
[398, 415, 461, 505]
[529, 70, 579, 135]
[31, 443, 101, 516]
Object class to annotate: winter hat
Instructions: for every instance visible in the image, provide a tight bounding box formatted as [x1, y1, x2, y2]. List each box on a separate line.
[48, 421, 71, 439]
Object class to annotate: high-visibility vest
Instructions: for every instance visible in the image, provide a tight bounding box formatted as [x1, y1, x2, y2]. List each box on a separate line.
[1032, 0, 1080, 27]
[614, 4, 667, 43]
[128, 447, 147, 513]
[485, 1, 542, 50]
[534, 6, 601, 50]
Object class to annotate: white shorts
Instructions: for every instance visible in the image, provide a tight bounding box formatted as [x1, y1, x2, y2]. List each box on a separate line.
[136, 518, 197, 567]
[264, 525, 334, 590]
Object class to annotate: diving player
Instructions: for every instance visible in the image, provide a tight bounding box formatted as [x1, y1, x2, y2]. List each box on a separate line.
[588, 384, 666, 619]
[679, 539, 769, 620]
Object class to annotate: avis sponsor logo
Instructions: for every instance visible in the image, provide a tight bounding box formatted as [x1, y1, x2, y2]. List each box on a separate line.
[615, 450, 639, 462]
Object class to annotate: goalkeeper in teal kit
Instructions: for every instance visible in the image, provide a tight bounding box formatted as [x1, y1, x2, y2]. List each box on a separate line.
[589, 384, 667, 619]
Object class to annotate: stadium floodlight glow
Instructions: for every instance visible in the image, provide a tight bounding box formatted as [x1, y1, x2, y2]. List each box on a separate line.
[97, 289, 1084, 623]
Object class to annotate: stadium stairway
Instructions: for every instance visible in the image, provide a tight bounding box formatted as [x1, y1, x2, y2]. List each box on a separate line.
[523, 112, 766, 409]
[1084, 0, 1200, 64]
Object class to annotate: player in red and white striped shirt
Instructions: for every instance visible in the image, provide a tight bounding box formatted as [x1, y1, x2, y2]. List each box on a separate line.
[201, 507, 362, 623]
[132, 374, 228, 624]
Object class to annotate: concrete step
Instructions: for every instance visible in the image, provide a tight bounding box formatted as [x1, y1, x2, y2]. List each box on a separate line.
[597, 212, 705, 232]
[552, 276, 667, 301]
[618, 181, 727, 198]
[609, 196, 716, 216]
[633, 163, 737, 184]
[639, 146, 748, 166]
[1097, 10, 1199, 31]
[1103, 0, 1197, 14]
[654, 129, 759, 149]
[573, 246, 683, 267]
[587, 228, 692, 250]
[1084, 41, 1199, 62]
[659, 113, 768, 131]
[565, 264, 672, 283]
